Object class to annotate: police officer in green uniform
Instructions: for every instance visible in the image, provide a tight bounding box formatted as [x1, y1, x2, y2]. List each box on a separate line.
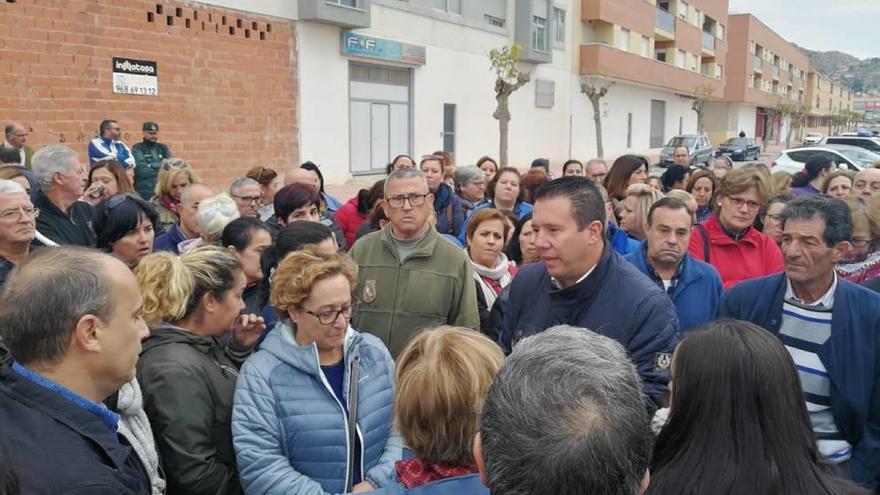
[132, 121, 172, 200]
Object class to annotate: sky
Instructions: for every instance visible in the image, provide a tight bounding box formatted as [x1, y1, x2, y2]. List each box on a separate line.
[727, 0, 879, 60]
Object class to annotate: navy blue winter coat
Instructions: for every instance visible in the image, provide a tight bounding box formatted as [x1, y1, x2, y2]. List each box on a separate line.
[718, 274, 880, 488]
[498, 246, 679, 408]
[624, 242, 723, 333]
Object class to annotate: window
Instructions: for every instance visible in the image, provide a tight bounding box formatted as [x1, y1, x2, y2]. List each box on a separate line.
[640, 36, 650, 57]
[327, 0, 358, 6]
[432, 0, 461, 14]
[442, 104, 455, 153]
[535, 79, 555, 108]
[553, 8, 565, 43]
[717, 23, 724, 40]
[656, 49, 667, 63]
[716, 64, 723, 79]
[619, 28, 630, 52]
[533, 15, 547, 52]
[676, 49, 685, 69]
[485, 14, 505, 28]
[679, 1, 688, 20]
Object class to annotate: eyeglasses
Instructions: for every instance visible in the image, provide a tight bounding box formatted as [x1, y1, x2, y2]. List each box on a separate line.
[232, 194, 261, 204]
[386, 193, 429, 209]
[764, 213, 782, 222]
[299, 302, 360, 325]
[0, 206, 39, 221]
[162, 159, 189, 171]
[726, 196, 762, 211]
[851, 238, 873, 248]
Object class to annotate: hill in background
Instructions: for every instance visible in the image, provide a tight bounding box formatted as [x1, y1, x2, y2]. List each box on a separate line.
[797, 46, 880, 95]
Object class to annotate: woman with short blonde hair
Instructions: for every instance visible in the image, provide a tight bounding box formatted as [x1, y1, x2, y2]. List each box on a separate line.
[151, 158, 200, 233]
[619, 183, 664, 241]
[384, 326, 503, 493]
[233, 249, 401, 494]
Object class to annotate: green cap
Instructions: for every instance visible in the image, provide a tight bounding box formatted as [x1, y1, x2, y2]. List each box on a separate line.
[142, 122, 159, 132]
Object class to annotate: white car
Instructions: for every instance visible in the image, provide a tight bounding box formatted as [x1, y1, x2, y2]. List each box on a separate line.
[803, 133, 824, 145]
[771, 145, 880, 175]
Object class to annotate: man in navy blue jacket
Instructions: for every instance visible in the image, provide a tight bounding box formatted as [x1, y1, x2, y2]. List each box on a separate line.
[625, 197, 723, 332]
[718, 195, 880, 489]
[0, 247, 151, 494]
[498, 177, 679, 411]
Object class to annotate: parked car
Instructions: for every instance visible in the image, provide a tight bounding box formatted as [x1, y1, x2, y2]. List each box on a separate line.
[659, 134, 714, 167]
[771, 144, 880, 175]
[803, 132, 824, 145]
[715, 137, 761, 161]
[823, 135, 880, 154]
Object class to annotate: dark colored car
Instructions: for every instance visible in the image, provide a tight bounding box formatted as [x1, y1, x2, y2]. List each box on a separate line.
[715, 137, 761, 161]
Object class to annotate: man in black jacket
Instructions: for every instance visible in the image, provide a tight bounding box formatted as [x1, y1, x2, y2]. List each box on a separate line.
[30, 144, 96, 247]
[0, 247, 151, 494]
[498, 177, 679, 411]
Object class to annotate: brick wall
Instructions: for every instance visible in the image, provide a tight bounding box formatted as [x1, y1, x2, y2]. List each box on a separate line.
[0, 0, 298, 189]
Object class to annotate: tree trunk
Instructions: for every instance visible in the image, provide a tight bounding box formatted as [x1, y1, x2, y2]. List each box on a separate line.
[589, 95, 604, 158]
[499, 116, 509, 167]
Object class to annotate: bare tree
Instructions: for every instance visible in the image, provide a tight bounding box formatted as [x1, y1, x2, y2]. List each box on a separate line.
[489, 43, 530, 167]
[691, 83, 716, 134]
[580, 77, 614, 158]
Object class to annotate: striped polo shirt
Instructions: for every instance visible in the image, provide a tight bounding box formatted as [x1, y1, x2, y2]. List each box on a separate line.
[780, 276, 852, 463]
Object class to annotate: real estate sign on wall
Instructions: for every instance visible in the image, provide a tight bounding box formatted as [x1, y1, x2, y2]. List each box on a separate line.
[112, 57, 158, 96]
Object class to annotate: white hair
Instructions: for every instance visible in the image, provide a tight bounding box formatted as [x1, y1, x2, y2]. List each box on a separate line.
[31, 144, 79, 191]
[0, 179, 28, 197]
[197, 193, 240, 244]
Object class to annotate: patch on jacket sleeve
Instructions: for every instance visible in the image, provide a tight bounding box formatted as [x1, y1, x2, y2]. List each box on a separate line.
[363, 279, 377, 303]
[654, 352, 672, 372]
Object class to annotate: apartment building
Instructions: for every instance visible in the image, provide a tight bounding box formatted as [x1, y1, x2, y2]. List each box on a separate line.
[703, 13, 809, 146]
[805, 71, 854, 134]
[576, 0, 728, 152]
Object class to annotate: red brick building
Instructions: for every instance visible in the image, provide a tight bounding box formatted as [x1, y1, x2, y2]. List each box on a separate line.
[0, 0, 298, 188]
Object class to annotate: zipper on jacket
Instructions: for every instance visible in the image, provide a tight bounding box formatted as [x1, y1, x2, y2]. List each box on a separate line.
[313, 346, 352, 491]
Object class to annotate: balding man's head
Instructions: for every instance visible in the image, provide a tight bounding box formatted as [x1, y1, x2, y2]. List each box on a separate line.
[285, 167, 320, 193]
[4, 122, 27, 150]
[0, 248, 147, 398]
[853, 168, 880, 202]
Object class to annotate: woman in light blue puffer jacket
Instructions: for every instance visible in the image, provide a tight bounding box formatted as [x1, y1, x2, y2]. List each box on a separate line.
[232, 249, 402, 495]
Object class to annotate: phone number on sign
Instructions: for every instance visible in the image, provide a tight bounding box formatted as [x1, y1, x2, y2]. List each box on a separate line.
[114, 85, 158, 96]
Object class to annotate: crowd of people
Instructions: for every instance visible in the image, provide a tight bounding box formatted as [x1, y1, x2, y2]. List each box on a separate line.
[1, 120, 880, 495]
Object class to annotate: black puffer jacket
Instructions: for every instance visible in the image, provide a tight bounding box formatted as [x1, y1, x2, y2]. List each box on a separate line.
[137, 323, 250, 495]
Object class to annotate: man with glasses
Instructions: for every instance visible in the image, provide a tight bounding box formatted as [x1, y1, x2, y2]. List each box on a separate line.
[3, 122, 33, 169]
[0, 180, 37, 287]
[131, 121, 172, 200]
[585, 159, 608, 183]
[31, 144, 96, 247]
[852, 168, 880, 203]
[88, 120, 135, 169]
[348, 168, 479, 357]
[229, 177, 263, 218]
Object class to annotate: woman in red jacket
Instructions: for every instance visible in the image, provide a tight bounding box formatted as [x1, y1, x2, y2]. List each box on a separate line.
[333, 179, 384, 247]
[688, 166, 783, 288]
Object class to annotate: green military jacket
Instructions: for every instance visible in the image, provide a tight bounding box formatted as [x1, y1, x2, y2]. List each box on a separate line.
[132, 140, 172, 199]
[349, 225, 480, 357]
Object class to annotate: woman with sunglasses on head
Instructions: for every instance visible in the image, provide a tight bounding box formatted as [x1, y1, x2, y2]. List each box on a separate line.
[233, 248, 401, 495]
[92, 193, 159, 268]
[688, 167, 783, 288]
[135, 246, 265, 495]
[149, 158, 200, 234]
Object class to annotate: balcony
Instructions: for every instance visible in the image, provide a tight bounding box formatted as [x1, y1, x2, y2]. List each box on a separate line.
[580, 43, 720, 96]
[753, 54, 763, 72]
[655, 8, 675, 40]
[701, 31, 715, 54]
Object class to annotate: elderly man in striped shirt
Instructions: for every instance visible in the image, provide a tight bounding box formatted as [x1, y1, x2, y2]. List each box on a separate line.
[717, 195, 880, 491]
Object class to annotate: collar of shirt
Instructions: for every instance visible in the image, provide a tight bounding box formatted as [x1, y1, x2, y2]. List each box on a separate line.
[550, 263, 597, 290]
[11, 361, 120, 433]
[784, 273, 837, 308]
